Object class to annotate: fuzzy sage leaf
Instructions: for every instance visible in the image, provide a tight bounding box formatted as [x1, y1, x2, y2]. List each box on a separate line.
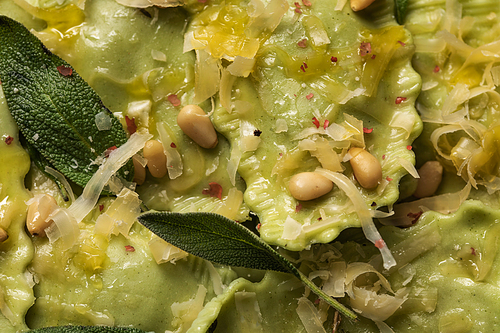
[138, 211, 357, 320]
[29, 326, 146, 333]
[394, 0, 408, 24]
[0, 15, 133, 188]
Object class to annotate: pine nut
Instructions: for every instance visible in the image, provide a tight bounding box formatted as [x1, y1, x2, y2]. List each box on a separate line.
[413, 161, 443, 198]
[177, 105, 218, 149]
[143, 140, 167, 178]
[0, 227, 8, 243]
[350, 0, 377, 11]
[133, 155, 146, 185]
[289, 172, 334, 201]
[349, 147, 382, 189]
[27, 194, 59, 237]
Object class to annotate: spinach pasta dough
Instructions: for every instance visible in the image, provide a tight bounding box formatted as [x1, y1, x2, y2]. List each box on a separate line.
[0, 0, 500, 332]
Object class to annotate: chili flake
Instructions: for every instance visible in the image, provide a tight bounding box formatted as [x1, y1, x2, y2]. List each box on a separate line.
[256, 223, 261, 230]
[297, 39, 308, 48]
[295, 203, 302, 212]
[371, 54, 376, 59]
[363, 127, 373, 134]
[302, 0, 311, 6]
[395, 97, 407, 104]
[359, 42, 372, 56]
[382, 154, 386, 160]
[303, 62, 308, 69]
[374, 239, 386, 249]
[125, 116, 137, 134]
[397, 41, 406, 46]
[306, 93, 314, 100]
[125, 245, 136, 252]
[254, 129, 262, 136]
[407, 211, 422, 224]
[170, 142, 177, 148]
[323, 120, 329, 129]
[433, 65, 440, 73]
[294, 1, 301, 7]
[4, 135, 13, 145]
[386, 176, 393, 181]
[312, 117, 320, 128]
[295, 8, 302, 13]
[99, 204, 104, 211]
[407, 145, 412, 150]
[202, 182, 223, 200]
[167, 94, 181, 106]
[331, 56, 338, 62]
[300, 65, 306, 72]
[471, 247, 476, 256]
[104, 146, 117, 157]
[57, 65, 73, 77]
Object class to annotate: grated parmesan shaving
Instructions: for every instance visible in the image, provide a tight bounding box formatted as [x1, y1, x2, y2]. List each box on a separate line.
[315, 169, 396, 270]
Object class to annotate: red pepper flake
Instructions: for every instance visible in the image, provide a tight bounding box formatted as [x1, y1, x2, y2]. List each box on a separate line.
[57, 65, 73, 77]
[125, 116, 137, 134]
[167, 94, 181, 106]
[279, 152, 283, 156]
[303, 62, 308, 69]
[395, 97, 407, 104]
[397, 41, 406, 46]
[314, 299, 320, 305]
[295, 203, 302, 212]
[407, 211, 422, 224]
[99, 204, 104, 211]
[374, 239, 386, 249]
[433, 65, 440, 73]
[331, 56, 338, 62]
[202, 182, 223, 200]
[302, 0, 311, 6]
[297, 39, 308, 48]
[363, 127, 373, 134]
[306, 93, 314, 100]
[104, 146, 117, 157]
[254, 129, 262, 137]
[312, 117, 320, 128]
[406, 145, 412, 150]
[4, 135, 13, 145]
[386, 176, 393, 181]
[323, 120, 329, 129]
[294, 1, 301, 7]
[294, 8, 302, 13]
[170, 142, 177, 148]
[256, 223, 261, 230]
[317, 217, 322, 221]
[471, 247, 476, 256]
[359, 42, 372, 56]
[300, 64, 306, 72]
[382, 154, 386, 160]
[371, 54, 376, 59]
[125, 245, 135, 252]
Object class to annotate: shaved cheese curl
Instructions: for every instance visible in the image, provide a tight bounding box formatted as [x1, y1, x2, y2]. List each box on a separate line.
[68, 131, 152, 223]
[45, 166, 76, 202]
[315, 169, 396, 270]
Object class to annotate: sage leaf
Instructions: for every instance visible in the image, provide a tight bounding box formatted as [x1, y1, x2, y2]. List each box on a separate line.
[29, 326, 146, 333]
[0, 15, 133, 189]
[394, 0, 408, 24]
[138, 211, 357, 320]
